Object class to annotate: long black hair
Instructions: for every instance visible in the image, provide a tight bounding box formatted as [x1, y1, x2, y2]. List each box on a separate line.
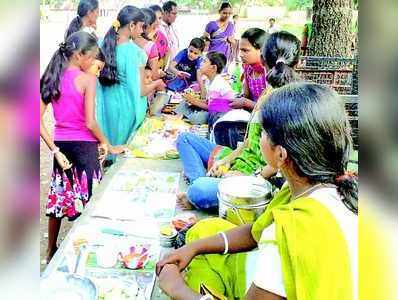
[261, 83, 358, 214]
[262, 31, 301, 88]
[65, 0, 99, 39]
[41, 31, 98, 104]
[98, 5, 145, 86]
[241, 28, 269, 50]
[141, 8, 156, 40]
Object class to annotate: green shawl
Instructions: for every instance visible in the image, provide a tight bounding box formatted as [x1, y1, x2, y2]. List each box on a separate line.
[252, 185, 354, 300]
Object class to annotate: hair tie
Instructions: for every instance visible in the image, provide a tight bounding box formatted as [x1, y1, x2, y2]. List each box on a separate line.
[276, 58, 286, 64]
[112, 19, 121, 32]
[335, 171, 357, 183]
[59, 42, 67, 52]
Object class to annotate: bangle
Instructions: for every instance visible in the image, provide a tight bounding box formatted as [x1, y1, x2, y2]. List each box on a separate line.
[219, 232, 229, 255]
[51, 147, 60, 154]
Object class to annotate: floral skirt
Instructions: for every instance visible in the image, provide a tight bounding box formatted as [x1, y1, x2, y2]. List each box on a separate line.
[46, 141, 102, 221]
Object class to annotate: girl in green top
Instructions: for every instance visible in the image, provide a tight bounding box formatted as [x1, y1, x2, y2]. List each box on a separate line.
[176, 31, 301, 211]
[156, 82, 358, 300]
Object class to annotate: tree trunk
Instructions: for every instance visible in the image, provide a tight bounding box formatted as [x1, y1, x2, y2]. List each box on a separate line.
[309, 0, 353, 57]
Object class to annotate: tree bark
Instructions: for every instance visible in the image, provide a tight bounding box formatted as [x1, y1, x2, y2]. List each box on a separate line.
[309, 0, 353, 57]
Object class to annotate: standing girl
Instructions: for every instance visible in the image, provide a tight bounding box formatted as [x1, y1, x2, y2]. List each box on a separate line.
[134, 8, 164, 80]
[230, 28, 269, 111]
[65, 0, 99, 39]
[204, 2, 235, 66]
[149, 5, 170, 71]
[97, 5, 165, 148]
[40, 31, 111, 262]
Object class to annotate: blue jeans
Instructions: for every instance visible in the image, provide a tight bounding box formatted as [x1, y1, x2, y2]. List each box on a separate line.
[176, 132, 221, 210]
[187, 176, 222, 211]
[176, 132, 217, 183]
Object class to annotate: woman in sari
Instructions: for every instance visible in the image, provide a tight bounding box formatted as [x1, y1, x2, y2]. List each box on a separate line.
[204, 2, 235, 65]
[156, 82, 358, 300]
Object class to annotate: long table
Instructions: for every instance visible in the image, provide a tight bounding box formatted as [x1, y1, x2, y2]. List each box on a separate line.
[41, 155, 210, 299]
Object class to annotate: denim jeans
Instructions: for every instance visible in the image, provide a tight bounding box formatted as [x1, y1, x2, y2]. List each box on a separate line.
[176, 132, 216, 182]
[187, 176, 222, 211]
[176, 132, 221, 210]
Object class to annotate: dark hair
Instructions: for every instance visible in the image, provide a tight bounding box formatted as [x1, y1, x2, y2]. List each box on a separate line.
[41, 31, 98, 104]
[99, 5, 145, 86]
[141, 8, 156, 39]
[149, 4, 163, 14]
[96, 47, 105, 62]
[261, 83, 358, 214]
[189, 38, 205, 52]
[162, 1, 177, 13]
[207, 51, 226, 74]
[269, 17, 275, 22]
[262, 31, 301, 88]
[219, 2, 232, 12]
[241, 27, 269, 50]
[233, 14, 239, 19]
[65, 0, 99, 39]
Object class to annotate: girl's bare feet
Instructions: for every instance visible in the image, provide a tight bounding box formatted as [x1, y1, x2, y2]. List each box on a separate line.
[176, 192, 194, 210]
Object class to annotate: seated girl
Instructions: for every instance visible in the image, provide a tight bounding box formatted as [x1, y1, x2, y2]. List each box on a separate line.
[166, 37, 205, 92]
[175, 51, 234, 128]
[175, 31, 301, 211]
[230, 28, 269, 111]
[157, 82, 358, 300]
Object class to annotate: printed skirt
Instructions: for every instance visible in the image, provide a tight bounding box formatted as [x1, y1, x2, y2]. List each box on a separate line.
[46, 141, 102, 221]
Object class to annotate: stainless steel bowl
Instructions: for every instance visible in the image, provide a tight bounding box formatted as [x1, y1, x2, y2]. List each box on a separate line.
[218, 176, 273, 225]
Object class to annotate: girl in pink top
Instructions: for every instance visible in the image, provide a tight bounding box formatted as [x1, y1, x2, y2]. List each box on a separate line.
[40, 31, 120, 263]
[229, 28, 269, 111]
[134, 8, 165, 80]
[149, 5, 170, 70]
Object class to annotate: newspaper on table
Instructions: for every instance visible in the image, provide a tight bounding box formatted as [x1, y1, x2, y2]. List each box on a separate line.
[41, 170, 181, 300]
[41, 219, 161, 300]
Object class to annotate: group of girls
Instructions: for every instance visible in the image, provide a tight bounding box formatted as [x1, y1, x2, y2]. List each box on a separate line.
[40, 1, 171, 263]
[40, 4, 358, 300]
